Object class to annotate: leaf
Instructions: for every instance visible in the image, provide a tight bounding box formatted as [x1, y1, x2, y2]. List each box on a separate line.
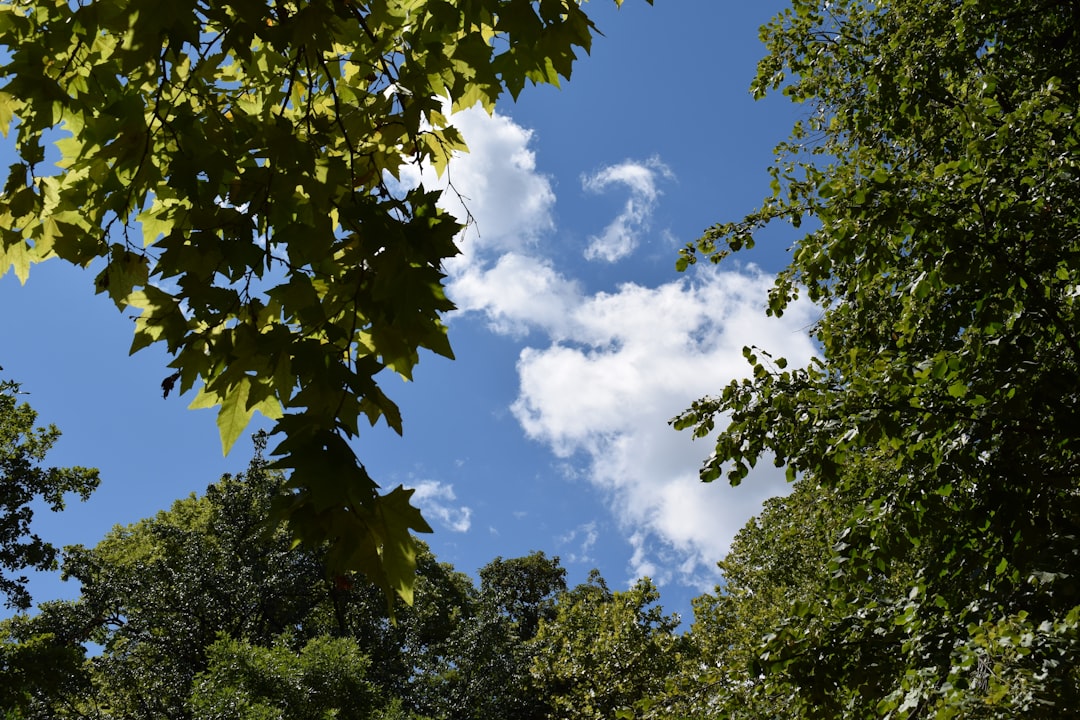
[0, 0, 653, 615]
[1, 239, 31, 284]
[374, 485, 434, 606]
[0, 90, 19, 137]
[215, 380, 254, 455]
[189, 377, 255, 455]
[946, 382, 968, 399]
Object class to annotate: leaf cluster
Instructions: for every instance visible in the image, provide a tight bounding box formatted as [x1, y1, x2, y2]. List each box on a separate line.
[0, 0, 649, 610]
[531, 571, 686, 720]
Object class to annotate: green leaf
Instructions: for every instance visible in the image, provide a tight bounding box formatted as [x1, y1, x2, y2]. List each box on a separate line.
[374, 485, 434, 606]
[946, 382, 967, 398]
[0, 0, 654, 614]
[0, 90, 19, 137]
[1, 239, 31, 284]
[190, 377, 256, 455]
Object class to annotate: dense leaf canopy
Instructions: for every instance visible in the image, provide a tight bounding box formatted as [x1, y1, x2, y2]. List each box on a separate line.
[532, 571, 684, 720]
[675, 0, 1080, 715]
[0, 0, 647, 607]
[0, 451, 670, 720]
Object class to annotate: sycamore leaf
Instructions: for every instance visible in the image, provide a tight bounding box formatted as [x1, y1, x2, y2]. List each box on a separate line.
[0, 0, 652, 613]
[190, 377, 262, 455]
[375, 485, 434, 606]
[215, 378, 252, 455]
[136, 205, 179, 246]
[187, 385, 218, 411]
[0, 91, 19, 137]
[247, 385, 283, 421]
[1, 240, 31, 284]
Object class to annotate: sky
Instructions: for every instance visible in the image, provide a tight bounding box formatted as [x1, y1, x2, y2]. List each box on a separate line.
[1, 0, 820, 622]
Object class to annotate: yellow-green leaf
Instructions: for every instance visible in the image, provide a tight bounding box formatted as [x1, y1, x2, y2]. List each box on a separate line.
[216, 378, 254, 455]
[1, 240, 31, 284]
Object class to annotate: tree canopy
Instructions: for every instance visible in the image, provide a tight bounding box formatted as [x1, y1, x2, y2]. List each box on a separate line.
[0, 371, 99, 610]
[675, 0, 1080, 715]
[1, 449, 673, 720]
[531, 571, 684, 720]
[0, 0, 648, 607]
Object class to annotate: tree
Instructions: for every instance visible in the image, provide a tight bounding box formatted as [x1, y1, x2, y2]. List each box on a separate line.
[0, 601, 96, 718]
[0, 371, 99, 610]
[188, 634, 381, 720]
[0, 0, 651, 607]
[30, 446, 329, 719]
[654, 471, 916, 719]
[0, 444, 477, 719]
[657, 481, 838, 720]
[530, 571, 684, 720]
[432, 552, 567, 720]
[332, 542, 475, 716]
[674, 0, 1080, 715]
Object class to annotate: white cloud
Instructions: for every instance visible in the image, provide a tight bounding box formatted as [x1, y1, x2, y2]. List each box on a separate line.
[448, 253, 581, 337]
[558, 521, 600, 565]
[506, 268, 820, 585]
[398, 104, 556, 268]
[418, 107, 819, 588]
[581, 156, 673, 263]
[409, 480, 472, 533]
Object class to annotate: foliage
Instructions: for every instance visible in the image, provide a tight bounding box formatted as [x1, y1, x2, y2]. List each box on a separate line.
[329, 541, 475, 715]
[658, 481, 838, 719]
[0, 0, 651, 608]
[674, 0, 1080, 716]
[531, 571, 684, 720]
[1, 441, 703, 720]
[433, 552, 567, 720]
[0, 603, 94, 718]
[30, 446, 327, 718]
[652, 473, 914, 719]
[0, 370, 99, 610]
[188, 633, 381, 720]
[1, 446, 487, 719]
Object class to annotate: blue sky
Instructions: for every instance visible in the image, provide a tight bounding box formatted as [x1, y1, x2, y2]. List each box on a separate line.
[1, 0, 819, 621]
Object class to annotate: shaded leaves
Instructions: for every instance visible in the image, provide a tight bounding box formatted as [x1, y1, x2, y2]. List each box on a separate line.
[0, 0, 650, 607]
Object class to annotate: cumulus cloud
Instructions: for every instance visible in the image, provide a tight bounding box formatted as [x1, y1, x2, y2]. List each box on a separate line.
[413, 106, 819, 587]
[507, 268, 820, 585]
[581, 157, 673, 263]
[398, 104, 556, 267]
[448, 252, 582, 337]
[409, 480, 472, 533]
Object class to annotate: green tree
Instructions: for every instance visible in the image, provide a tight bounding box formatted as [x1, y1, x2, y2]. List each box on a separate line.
[0, 0, 651, 607]
[531, 571, 684, 720]
[0, 371, 99, 610]
[39, 447, 327, 718]
[188, 634, 381, 720]
[433, 552, 566, 720]
[4, 446, 613, 720]
[674, 0, 1080, 716]
[329, 543, 475, 716]
[1, 602, 94, 718]
[661, 482, 840, 720]
[1, 443, 479, 719]
[653, 472, 915, 719]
